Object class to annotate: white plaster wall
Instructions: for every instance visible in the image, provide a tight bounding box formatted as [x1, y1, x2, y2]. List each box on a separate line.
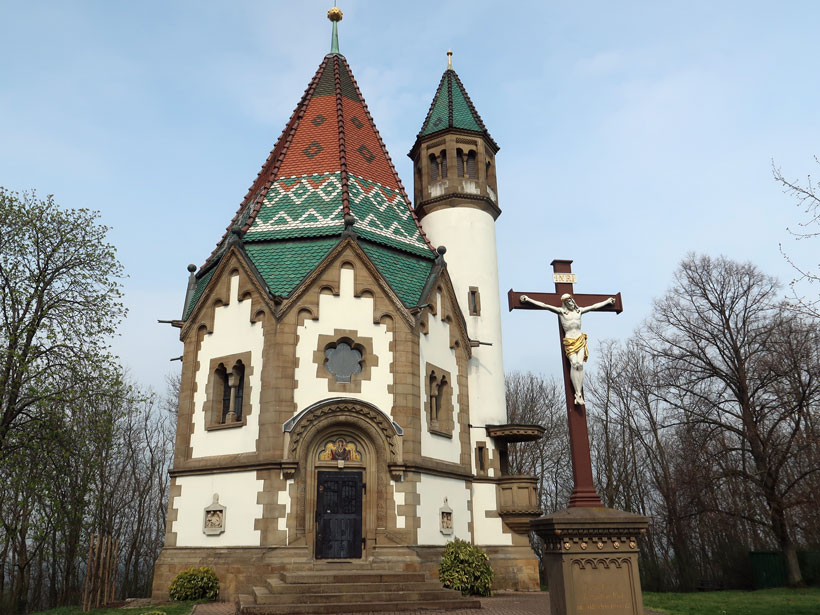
[190, 275, 264, 458]
[173, 472, 264, 547]
[391, 480, 406, 529]
[419, 291, 462, 463]
[294, 266, 393, 417]
[420, 208, 507, 474]
[278, 477, 293, 543]
[417, 474, 470, 545]
[471, 482, 511, 546]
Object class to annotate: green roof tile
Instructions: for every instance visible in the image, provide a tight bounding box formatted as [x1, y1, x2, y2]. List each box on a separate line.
[183, 266, 216, 320]
[416, 69, 495, 146]
[313, 63, 336, 98]
[451, 82, 481, 132]
[338, 61, 361, 102]
[420, 76, 450, 136]
[359, 241, 433, 307]
[246, 239, 338, 297]
[246, 173, 432, 257]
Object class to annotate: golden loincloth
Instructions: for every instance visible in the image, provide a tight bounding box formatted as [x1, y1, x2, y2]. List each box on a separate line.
[562, 333, 589, 362]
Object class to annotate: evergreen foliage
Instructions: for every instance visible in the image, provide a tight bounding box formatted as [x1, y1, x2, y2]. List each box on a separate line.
[168, 567, 219, 602]
[438, 539, 493, 596]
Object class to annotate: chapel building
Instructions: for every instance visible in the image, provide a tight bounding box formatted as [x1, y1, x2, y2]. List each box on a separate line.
[152, 13, 543, 601]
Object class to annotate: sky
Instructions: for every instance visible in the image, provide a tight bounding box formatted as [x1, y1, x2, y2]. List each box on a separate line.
[1, 1, 818, 394]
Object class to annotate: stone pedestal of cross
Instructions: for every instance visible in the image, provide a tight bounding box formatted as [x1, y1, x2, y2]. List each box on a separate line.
[508, 259, 622, 508]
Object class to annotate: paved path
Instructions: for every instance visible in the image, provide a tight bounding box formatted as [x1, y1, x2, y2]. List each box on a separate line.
[192, 591, 549, 615]
[191, 592, 665, 615]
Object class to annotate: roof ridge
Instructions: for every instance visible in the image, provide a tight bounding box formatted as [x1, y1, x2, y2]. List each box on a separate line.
[334, 56, 352, 217]
[415, 71, 449, 142]
[447, 71, 454, 128]
[337, 55, 436, 253]
[449, 69, 498, 150]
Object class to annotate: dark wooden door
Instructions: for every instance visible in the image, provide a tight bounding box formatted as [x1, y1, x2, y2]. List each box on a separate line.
[315, 471, 362, 559]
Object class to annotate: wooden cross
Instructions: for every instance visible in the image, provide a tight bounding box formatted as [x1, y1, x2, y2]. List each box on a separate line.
[508, 259, 622, 508]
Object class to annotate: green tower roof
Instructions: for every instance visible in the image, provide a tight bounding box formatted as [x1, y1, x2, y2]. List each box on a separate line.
[416, 64, 498, 150]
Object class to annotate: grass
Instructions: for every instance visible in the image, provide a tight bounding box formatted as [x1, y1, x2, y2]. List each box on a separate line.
[31, 602, 198, 615]
[643, 587, 820, 615]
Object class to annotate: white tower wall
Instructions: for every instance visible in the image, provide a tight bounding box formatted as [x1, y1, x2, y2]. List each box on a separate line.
[421, 206, 509, 545]
[420, 207, 507, 442]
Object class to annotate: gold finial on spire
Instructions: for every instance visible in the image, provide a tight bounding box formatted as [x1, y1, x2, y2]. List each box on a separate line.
[328, 6, 343, 21]
[447, 49, 453, 70]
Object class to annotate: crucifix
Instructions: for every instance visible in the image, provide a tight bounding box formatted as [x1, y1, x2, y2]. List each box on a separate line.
[508, 259, 622, 508]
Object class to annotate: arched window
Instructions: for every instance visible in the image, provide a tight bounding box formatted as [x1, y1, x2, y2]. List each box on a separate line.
[216, 364, 230, 423]
[437, 374, 449, 421]
[429, 372, 440, 426]
[466, 150, 477, 179]
[232, 361, 245, 420]
[429, 153, 439, 182]
[206, 353, 252, 429]
[439, 150, 447, 179]
[426, 364, 454, 437]
[456, 148, 465, 178]
[214, 360, 246, 424]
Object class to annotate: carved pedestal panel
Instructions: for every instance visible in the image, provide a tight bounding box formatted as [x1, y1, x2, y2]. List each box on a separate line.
[531, 507, 649, 615]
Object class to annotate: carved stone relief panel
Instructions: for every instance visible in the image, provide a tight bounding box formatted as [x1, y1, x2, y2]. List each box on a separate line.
[203, 494, 226, 536]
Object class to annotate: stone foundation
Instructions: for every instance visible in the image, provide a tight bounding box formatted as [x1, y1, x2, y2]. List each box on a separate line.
[152, 546, 310, 601]
[152, 543, 540, 601]
[411, 545, 540, 592]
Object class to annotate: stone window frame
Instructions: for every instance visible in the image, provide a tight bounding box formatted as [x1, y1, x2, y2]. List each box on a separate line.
[456, 148, 478, 180]
[467, 286, 481, 316]
[429, 149, 447, 182]
[475, 441, 489, 476]
[425, 362, 454, 438]
[204, 351, 253, 431]
[313, 329, 377, 394]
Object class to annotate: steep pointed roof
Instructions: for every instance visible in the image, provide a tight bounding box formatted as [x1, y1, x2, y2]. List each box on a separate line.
[184, 29, 437, 319]
[415, 64, 499, 151]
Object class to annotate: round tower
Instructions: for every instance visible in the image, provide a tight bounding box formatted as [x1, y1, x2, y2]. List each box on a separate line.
[408, 52, 505, 434]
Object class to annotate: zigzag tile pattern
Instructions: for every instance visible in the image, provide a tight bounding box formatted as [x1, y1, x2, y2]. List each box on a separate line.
[246, 173, 430, 257]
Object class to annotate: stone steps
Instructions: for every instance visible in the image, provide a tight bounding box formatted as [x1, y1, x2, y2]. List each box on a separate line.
[263, 581, 446, 594]
[254, 587, 462, 605]
[238, 568, 480, 615]
[239, 598, 480, 615]
[280, 571, 428, 585]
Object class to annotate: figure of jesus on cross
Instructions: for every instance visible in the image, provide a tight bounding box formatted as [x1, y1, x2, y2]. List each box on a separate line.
[519, 293, 615, 405]
[509, 259, 622, 507]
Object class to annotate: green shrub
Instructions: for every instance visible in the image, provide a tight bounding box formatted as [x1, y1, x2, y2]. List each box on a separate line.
[168, 566, 219, 601]
[438, 538, 494, 596]
[141, 610, 167, 615]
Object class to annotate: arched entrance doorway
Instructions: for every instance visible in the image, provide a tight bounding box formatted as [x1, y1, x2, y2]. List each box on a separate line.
[283, 398, 403, 560]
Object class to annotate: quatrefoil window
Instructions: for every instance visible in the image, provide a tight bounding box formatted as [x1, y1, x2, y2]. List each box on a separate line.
[324, 341, 363, 383]
[312, 330, 377, 392]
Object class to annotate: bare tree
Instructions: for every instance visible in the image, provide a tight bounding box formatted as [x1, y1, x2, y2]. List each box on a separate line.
[640, 253, 818, 586]
[505, 372, 571, 582]
[773, 158, 820, 317]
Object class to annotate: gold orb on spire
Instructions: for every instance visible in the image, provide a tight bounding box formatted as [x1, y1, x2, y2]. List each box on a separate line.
[447, 49, 453, 69]
[328, 7, 343, 22]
